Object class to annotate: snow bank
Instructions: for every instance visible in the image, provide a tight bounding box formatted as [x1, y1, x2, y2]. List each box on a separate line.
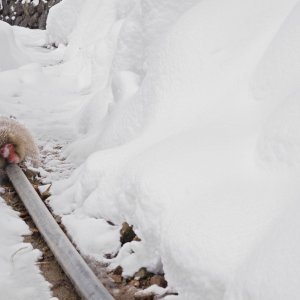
[48, 0, 300, 299]
[46, 0, 200, 155]
[46, 0, 83, 46]
[0, 197, 51, 299]
[0, 21, 29, 71]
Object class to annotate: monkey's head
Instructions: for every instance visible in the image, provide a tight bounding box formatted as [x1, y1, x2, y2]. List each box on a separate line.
[0, 143, 20, 164]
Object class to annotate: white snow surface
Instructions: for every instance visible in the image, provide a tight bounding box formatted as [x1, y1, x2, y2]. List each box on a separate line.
[0, 196, 51, 299]
[0, 0, 299, 298]
[47, 0, 300, 299]
[46, 0, 83, 46]
[0, 21, 29, 71]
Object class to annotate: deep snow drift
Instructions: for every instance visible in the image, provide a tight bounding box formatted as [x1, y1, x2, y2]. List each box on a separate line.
[46, 0, 300, 299]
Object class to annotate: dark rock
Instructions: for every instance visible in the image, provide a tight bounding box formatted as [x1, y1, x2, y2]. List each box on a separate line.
[134, 268, 148, 280]
[40, 188, 51, 201]
[150, 275, 168, 288]
[54, 215, 62, 224]
[134, 294, 154, 300]
[133, 235, 141, 242]
[110, 274, 123, 284]
[113, 265, 123, 276]
[120, 222, 137, 245]
[129, 279, 140, 288]
[24, 168, 39, 179]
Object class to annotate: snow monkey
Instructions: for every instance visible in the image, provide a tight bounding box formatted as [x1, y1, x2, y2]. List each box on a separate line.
[0, 117, 39, 168]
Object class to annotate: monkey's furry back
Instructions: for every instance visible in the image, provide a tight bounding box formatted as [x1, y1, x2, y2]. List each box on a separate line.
[0, 116, 39, 166]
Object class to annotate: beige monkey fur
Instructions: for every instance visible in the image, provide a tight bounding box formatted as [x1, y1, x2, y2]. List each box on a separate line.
[0, 117, 39, 167]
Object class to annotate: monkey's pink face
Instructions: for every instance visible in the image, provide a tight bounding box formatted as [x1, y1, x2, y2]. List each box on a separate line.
[0, 144, 20, 164]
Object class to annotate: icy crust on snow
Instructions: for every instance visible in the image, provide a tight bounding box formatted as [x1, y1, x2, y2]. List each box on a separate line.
[0, 197, 51, 300]
[48, 0, 300, 299]
[0, 21, 29, 71]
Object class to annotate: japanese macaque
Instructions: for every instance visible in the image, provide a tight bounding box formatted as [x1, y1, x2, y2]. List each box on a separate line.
[0, 117, 39, 168]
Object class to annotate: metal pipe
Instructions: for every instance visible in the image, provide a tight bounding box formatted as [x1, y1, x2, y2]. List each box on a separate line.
[6, 164, 114, 300]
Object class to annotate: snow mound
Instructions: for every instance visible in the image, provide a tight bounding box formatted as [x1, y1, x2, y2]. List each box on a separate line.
[48, 0, 300, 299]
[46, 0, 83, 46]
[0, 21, 29, 71]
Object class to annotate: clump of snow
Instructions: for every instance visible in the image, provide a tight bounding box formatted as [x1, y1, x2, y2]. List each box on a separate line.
[135, 284, 167, 298]
[0, 21, 29, 71]
[62, 214, 121, 260]
[38, 184, 51, 195]
[108, 240, 163, 277]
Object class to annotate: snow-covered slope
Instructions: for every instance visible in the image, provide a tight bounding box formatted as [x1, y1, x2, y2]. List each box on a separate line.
[48, 0, 300, 298]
